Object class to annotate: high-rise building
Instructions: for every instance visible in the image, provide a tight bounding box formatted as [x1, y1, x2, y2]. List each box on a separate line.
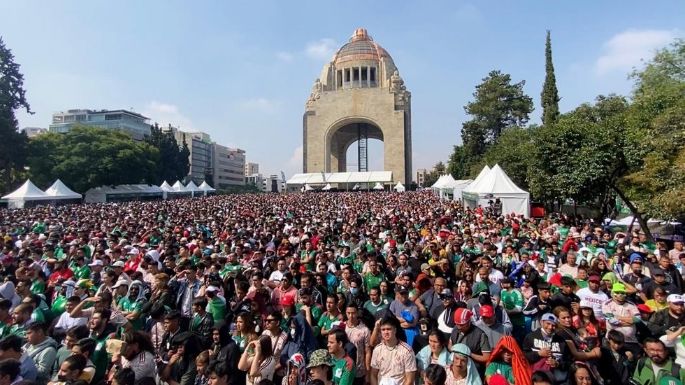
[416, 168, 427, 187]
[262, 174, 285, 193]
[213, 144, 246, 188]
[170, 128, 214, 185]
[244, 162, 259, 176]
[49, 109, 151, 140]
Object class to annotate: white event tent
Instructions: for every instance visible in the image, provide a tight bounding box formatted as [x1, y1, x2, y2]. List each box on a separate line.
[1, 180, 53, 209]
[45, 179, 82, 201]
[431, 174, 472, 200]
[394, 182, 406, 192]
[462, 164, 530, 217]
[198, 181, 216, 196]
[185, 181, 202, 197]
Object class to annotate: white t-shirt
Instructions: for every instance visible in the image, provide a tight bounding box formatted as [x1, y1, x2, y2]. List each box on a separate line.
[576, 288, 609, 319]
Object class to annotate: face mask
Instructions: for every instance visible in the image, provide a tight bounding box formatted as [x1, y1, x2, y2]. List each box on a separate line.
[350, 287, 359, 296]
[290, 329, 296, 338]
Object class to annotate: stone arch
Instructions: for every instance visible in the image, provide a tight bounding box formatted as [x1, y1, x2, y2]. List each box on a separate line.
[324, 117, 384, 172]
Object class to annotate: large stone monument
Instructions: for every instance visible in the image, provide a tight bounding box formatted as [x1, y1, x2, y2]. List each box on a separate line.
[303, 28, 412, 185]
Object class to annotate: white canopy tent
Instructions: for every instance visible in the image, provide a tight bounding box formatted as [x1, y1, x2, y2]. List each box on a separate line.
[394, 182, 406, 192]
[45, 179, 82, 200]
[286, 171, 393, 191]
[451, 180, 473, 201]
[198, 181, 216, 196]
[185, 181, 202, 197]
[1, 180, 52, 209]
[462, 164, 530, 217]
[159, 181, 173, 199]
[304, 184, 313, 192]
[170, 180, 192, 197]
[84, 184, 164, 203]
[373, 182, 384, 191]
[322, 183, 332, 191]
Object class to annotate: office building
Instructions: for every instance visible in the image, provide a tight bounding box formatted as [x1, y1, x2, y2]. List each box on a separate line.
[49, 109, 151, 140]
[244, 162, 259, 176]
[213, 144, 246, 188]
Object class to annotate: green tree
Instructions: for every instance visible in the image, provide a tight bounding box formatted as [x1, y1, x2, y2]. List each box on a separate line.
[621, 39, 685, 219]
[27, 126, 160, 192]
[0, 36, 31, 194]
[541, 30, 560, 126]
[423, 161, 446, 187]
[145, 123, 190, 184]
[452, 70, 534, 175]
[472, 126, 537, 190]
[447, 145, 469, 179]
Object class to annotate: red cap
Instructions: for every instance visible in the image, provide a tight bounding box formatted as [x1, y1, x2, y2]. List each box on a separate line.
[488, 374, 510, 385]
[480, 305, 495, 318]
[453, 308, 473, 325]
[588, 275, 601, 283]
[637, 304, 653, 314]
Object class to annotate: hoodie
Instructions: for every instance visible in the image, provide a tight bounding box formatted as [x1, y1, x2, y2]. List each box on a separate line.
[280, 312, 317, 367]
[24, 336, 59, 384]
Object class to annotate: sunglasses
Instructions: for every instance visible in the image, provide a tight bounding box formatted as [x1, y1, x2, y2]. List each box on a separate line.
[265, 318, 277, 322]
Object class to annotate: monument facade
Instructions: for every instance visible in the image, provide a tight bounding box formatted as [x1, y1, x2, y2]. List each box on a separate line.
[303, 28, 412, 185]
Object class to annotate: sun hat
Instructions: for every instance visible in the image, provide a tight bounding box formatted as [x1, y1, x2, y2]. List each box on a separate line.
[306, 349, 333, 368]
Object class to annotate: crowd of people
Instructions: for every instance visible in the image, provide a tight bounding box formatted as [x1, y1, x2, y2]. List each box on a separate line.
[0, 191, 684, 385]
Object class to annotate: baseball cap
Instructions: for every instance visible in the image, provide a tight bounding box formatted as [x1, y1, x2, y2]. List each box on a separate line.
[579, 299, 593, 309]
[652, 268, 665, 276]
[540, 313, 558, 324]
[307, 349, 333, 368]
[206, 285, 219, 293]
[588, 275, 601, 283]
[281, 296, 295, 307]
[667, 294, 684, 304]
[88, 260, 103, 267]
[453, 308, 473, 325]
[480, 305, 495, 318]
[611, 283, 627, 294]
[637, 304, 654, 314]
[397, 285, 409, 294]
[112, 261, 125, 268]
[439, 288, 453, 299]
[112, 279, 129, 289]
[629, 253, 643, 263]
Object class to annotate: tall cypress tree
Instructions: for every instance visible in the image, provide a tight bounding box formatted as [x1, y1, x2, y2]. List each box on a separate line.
[541, 30, 560, 126]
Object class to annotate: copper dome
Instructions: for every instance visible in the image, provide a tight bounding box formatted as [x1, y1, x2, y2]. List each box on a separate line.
[333, 28, 390, 65]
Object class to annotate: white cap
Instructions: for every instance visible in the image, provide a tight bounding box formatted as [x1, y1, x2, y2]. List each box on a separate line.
[88, 260, 103, 267]
[127, 248, 139, 255]
[112, 261, 125, 268]
[667, 294, 684, 304]
[112, 279, 129, 289]
[206, 285, 219, 292]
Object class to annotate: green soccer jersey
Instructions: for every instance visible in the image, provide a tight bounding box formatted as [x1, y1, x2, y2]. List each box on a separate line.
[73, 265, 91, 280]
[206, 297, 226, 323]
[485, 362, 514, 384]
[363, 272, 383, 293]
[332, 355, 355, 385]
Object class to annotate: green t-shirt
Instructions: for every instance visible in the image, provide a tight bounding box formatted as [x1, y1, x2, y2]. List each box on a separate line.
[500, 289, 524, 327]
[576, 279, 589, 289]
[9, 324, 26, 339]
[118, 297, 144, 329]
[51, 295, 67, 317]
[485, 362, 514, 384]
[206, 297, 226, 323]
[318, 312, 341, 334]
[296, 304, 323, 334]
[337, 255, 354, 268]
[363, 272, 383, 293]
[363, 299, 389, 317]
[0, 322, 10, 339]
[220, 263, 243, 278]
[73, 265, 91, 280]
[332, 355, 356, 385]
[30, 281, 46, 295]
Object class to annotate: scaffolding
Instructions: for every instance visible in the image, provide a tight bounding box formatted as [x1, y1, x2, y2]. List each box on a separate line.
[357, 123, 368, 172]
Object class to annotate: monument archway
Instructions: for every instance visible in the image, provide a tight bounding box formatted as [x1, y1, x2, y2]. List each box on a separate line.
[302, 28, 412, 184]
[326, 118, 384, 172]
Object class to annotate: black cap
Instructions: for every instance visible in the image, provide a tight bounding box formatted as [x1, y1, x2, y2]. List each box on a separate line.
[652, 268, 665, 276]
[397, 285, 409, 294]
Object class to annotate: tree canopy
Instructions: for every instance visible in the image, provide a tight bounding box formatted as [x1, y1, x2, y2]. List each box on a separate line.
[27, 126, 160, 192]
[0, 36, 31, 193]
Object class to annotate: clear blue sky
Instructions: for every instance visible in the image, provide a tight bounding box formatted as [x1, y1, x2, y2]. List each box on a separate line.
[1, 0, 682, 178]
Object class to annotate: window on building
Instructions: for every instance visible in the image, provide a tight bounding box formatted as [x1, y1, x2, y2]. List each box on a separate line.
[352, 68, 359, 82]
[370, 67, 376, 84]
[361, 67, 368, 82]
[105, 114, 122, 121]
[337, 70, 343, 87]
[344, 69, 350, 83]
[64, 115, 75, 122]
